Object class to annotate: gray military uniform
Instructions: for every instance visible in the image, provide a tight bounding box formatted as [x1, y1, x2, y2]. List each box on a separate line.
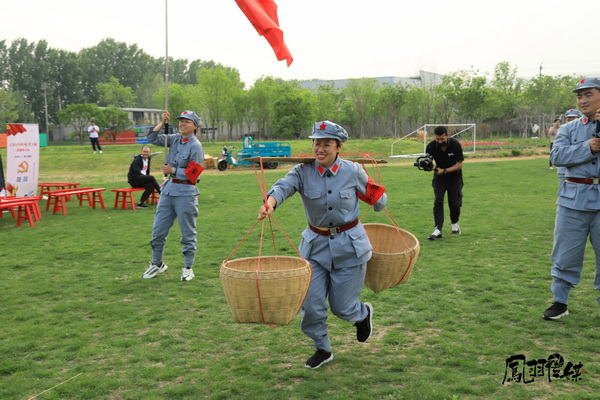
[550, 116, 600, 303]
[147, 128, 204, 268]
[268, 157, 387, 352]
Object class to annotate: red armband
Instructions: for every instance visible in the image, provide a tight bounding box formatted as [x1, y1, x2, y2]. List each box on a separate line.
[184, 161, 204, 182]
[357, 176, 386, 205]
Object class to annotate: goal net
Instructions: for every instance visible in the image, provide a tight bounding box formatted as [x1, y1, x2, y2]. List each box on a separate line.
[389, 123, 477, 158]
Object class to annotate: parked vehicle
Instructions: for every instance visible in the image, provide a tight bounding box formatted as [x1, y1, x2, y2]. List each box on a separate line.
[217, 136, 291, 171]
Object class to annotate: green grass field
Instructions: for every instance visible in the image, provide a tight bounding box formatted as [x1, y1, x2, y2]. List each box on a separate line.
[1, 142, 598, 400]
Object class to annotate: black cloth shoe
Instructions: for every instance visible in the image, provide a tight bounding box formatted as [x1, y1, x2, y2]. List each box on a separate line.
[305, 349, 333, 369]
[354, 302, 373, 342]
[136, 202, 148, 208]
[543, 302, 569, 320]
[428, 233, 442, 240]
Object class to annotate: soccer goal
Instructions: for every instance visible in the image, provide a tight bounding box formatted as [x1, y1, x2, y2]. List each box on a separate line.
[389, 123, 477, 158]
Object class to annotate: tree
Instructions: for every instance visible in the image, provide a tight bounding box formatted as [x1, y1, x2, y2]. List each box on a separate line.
[313, 84, 345, 123]
[78, 39, 159, 102]
[58, 103, 99, 143]
[377, 85, 407, 137]
[196, 65, 244, 139]
[0, 90, 32, 128]
[152, 83, 196, 121]
[227, 90, 251, 139]
[0, 40, 9, 88]
[523, 75, 576, 116]
[402, 87, 436, 126]
[343, 79, 379, 138]
[96, 106, 130, 143]
[135, 73, 163, 108]
[439, 70, 488, 122]
[97, 77, 136, 107]
[0, 89, 18, 128]
[483, 61, 523, 121]
[271, 89, 314, 139]
[247, 77, 294, 138]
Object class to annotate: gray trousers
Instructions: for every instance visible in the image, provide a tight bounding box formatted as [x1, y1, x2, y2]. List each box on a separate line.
[150, 194, 198, 268]
[551, 205, 600, 304]
[301, 261, 369, 352]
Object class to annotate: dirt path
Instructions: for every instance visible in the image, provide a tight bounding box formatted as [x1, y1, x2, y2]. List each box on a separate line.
[39, 155, 549, 181]
[200, 155, 549, 175]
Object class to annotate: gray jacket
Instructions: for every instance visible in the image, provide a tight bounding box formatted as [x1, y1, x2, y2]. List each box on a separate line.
[147, 128, 204, 196]
[268, 158, 387, 269]
[552, 117, 600, 211]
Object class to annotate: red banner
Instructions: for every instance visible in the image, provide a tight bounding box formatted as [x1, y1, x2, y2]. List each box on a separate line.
[235, 0, 293, 66]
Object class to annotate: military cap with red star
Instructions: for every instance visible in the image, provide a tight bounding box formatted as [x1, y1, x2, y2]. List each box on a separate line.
[308, 120, 349, 142]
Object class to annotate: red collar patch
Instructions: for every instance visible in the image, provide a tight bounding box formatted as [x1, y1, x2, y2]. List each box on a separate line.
[583, 117, 590, 124]
[316, 161, 340, 176]
[182, 138, 190, 143]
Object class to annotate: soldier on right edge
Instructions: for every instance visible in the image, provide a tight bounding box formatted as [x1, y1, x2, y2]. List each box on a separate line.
[543, 77, 600, 320]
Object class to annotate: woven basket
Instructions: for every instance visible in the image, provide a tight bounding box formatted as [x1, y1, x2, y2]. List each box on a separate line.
[220, 256, 311, 325]
[363, 223, 420, 292]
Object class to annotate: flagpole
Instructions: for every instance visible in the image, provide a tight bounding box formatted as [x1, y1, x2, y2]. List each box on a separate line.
[164, 0, 169, 172]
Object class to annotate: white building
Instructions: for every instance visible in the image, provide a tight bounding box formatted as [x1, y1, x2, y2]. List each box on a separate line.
[298, 71, 444, 90]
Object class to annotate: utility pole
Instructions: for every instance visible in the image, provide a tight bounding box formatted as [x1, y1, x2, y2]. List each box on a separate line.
[41, 83, 49, 134]
[539, 63, 543, 77]
[57, 95, 63, 142]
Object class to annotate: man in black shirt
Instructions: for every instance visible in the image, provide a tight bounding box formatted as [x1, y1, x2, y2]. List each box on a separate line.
[128, 146, 161, 208]
[425, 126, 464, 240]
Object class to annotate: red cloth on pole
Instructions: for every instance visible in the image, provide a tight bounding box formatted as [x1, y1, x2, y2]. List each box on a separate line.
[235, 0, 293, 66]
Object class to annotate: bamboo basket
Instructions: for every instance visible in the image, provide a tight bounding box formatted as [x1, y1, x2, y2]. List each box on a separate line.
[363, 223, 420, 292]
[220, 256, 311, 325]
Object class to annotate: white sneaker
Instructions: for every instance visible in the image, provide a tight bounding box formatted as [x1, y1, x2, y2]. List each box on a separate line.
[428, 228, 442, 240]
[99, 150, 103, 154]
[142, 262, 168, 279]
[451, 223, 461, 234]
[180, 268, 195, 281]
[93, 151, 97, 154]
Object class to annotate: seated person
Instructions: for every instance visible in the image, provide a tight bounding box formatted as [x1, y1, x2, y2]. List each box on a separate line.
[128, 145, 161, 208]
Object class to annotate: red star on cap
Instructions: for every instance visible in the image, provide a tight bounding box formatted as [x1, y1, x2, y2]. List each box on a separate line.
[319, 122, 327, 130]
[183, 111, 189, 114]
[579, 79, 586, 84]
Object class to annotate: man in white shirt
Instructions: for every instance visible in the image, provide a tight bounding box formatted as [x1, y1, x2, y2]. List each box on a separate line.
[87, 120, 102, 154]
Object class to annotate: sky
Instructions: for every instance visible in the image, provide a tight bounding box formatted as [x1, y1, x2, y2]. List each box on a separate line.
[2, 0, 599, 87]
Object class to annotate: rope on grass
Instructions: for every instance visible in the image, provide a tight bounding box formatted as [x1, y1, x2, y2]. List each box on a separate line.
[26, 372, 83, 400]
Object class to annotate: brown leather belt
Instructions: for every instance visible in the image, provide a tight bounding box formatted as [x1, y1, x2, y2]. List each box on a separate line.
[566, 177, 600, 185]
[309, 220, 359, 236]
[171, 178, 194, 185]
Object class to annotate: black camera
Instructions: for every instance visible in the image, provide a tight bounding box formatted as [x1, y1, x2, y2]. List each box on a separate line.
[414, 155, 434, 171]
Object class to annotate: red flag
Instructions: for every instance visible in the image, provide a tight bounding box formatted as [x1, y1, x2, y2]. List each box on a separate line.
[6, 124, 26, 136]
[235, 0, 293, 66]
